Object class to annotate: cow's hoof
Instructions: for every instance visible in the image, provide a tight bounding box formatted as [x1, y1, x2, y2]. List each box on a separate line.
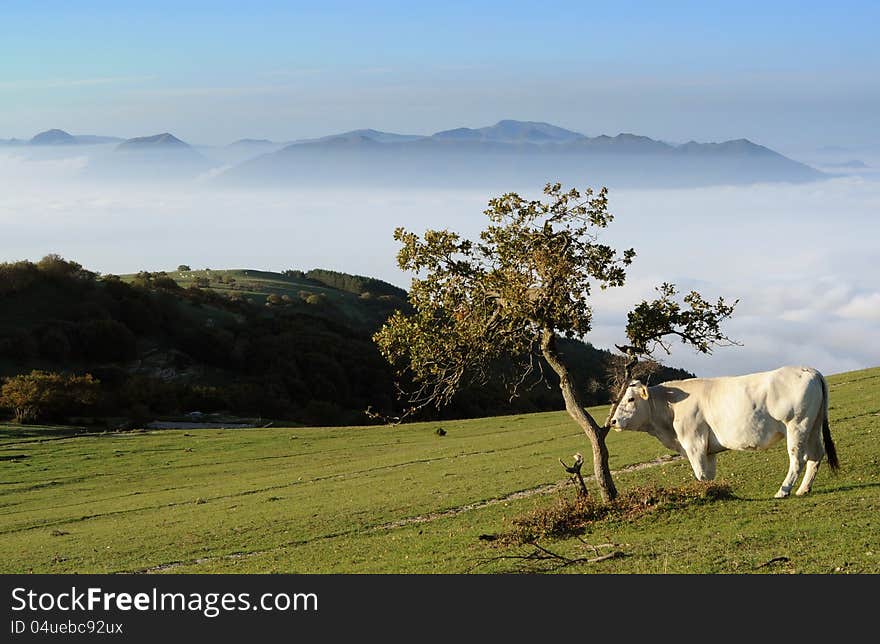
[795, 488, 810, 497]
[774, 490, 790, 499]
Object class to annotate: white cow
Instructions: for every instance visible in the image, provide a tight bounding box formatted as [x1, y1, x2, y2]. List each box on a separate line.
[609, 366, 839, 498]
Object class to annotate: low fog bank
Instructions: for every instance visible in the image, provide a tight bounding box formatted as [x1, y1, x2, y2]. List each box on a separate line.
[2, 147, 878, 379]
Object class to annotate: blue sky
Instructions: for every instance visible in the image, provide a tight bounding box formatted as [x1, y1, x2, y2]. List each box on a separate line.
[1, 1, 878, 148]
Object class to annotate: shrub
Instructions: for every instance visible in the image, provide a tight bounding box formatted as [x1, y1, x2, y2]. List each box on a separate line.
[0, 370, 101, 424]
[36, 254, 92, 281]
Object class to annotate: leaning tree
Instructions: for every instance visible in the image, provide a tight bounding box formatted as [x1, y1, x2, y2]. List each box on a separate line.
[373, 183, 736, 502]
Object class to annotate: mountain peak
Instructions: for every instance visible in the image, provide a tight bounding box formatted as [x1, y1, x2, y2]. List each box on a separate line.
[30, 129, 76, 145]
[675, 138, 778, 158]
[295, 129, 423, 145]
[117, 133, 190, 150]
[432, 120, 584, 144]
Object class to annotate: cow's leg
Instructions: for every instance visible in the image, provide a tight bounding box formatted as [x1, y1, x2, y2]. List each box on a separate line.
[681, 432, 715, 481]
[703, 452, 717, 480]
[795, 461, 820, 496]
[795, 426, 825, 496]
[775, 421, 808, 498]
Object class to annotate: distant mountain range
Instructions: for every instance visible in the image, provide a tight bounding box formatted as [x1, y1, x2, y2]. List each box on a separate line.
[222, 120, 824, 188]
[1, 121, 826, 188]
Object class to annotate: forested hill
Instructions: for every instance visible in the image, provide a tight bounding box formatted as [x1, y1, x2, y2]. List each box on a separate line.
[0, 256, 693, 427]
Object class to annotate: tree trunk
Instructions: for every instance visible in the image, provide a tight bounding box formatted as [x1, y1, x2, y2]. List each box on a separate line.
[540, 328, 618, 502]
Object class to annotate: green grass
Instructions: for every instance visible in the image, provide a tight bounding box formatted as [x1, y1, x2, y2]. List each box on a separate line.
[1, 368, 877, 574]
[120, 268, 383, 324]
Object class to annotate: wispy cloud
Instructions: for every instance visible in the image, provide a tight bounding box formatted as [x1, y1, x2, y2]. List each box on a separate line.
[259, 68, 323, 78]
[127, 85, 297, 98]
[0, 76, 156, 91]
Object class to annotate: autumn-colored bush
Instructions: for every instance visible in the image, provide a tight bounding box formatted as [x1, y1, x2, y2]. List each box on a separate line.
[0, 370, 101, 424]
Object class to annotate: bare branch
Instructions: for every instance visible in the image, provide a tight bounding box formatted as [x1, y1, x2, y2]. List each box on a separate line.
[559, 452, 589, 497]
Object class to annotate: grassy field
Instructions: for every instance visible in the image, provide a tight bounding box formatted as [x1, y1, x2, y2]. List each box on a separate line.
[1, 367, 877, 574]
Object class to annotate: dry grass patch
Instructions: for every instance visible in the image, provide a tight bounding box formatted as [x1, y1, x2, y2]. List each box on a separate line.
[502, 481, 735, 545]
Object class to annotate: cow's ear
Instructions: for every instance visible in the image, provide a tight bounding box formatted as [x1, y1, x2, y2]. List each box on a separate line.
[639, 384, 649, 400]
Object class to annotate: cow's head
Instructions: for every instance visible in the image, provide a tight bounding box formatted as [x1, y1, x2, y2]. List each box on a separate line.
[609, 380, 651, 431]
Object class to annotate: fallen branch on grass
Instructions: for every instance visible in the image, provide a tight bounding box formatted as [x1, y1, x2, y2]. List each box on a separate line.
[467, 540, 625, 573]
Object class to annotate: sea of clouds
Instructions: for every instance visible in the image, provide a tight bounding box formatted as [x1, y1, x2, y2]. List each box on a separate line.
[1, 148, 877, 378]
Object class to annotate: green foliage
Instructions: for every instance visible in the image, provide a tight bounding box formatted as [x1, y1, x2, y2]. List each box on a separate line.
[626, 282, 738, 355]
[0, 370, 100, 423]
[306, 268, 407, 300]
[0, 260, 41, 296]
[376, 183, 635, 414]
[131, 271, 182, 291]
[36, 254, 93, 281]
[177, 265, 192, 272]
[0, 254, 91, 296]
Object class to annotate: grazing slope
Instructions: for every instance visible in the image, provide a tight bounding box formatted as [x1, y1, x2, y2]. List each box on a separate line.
[0, 367, 876, 574]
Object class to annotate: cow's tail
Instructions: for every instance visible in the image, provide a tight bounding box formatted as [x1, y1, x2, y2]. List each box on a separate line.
[819, 373, 840, 472]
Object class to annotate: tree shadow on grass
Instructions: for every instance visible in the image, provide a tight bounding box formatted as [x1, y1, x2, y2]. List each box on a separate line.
[0, 423, 96, 443]
[811, 481, 880, 495]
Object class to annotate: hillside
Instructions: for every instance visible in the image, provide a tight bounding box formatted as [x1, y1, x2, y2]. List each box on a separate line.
[0, 256, 691, 428]
[0, 366, 876, 574]
[150, 266, 408, 329]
